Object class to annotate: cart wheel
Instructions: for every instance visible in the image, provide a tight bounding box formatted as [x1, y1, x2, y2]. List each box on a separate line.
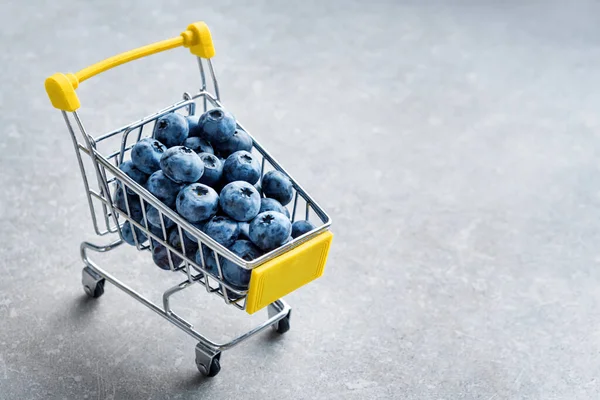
[82, 266, 105, 299]
[84, 279, 104, 298]
[274, 312, 291, 334]
[205, 358, 220, 377]
[196, 356, 221, 377]
[195, 344, 221, 377]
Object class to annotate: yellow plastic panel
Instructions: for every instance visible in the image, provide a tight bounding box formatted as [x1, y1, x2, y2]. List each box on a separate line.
[246, 231, 333, 314]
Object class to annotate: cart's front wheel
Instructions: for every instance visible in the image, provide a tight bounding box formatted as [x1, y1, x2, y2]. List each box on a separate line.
[195, 344, 221, 377]
[205, 358, 220, 377]
[84, 280, 105, 298]
[196, 356, 221, 377]
[273, 312, 291, 334]
[82, 266, 105, 298]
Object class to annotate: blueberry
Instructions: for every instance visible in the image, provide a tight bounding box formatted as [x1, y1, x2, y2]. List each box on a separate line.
[195, 244, 218, 276]
[211, 176, 228, 194]
[168, 228, 198, 258]
[121, 221, 147, 246]
[219, 181, 261, 222]
[176, 183, 219, 223]
[223, 151, 261, 185]
[183, 220, 208, 242]
[146, 205, 176, 229]
[194, 240, 260, 290]
[259, 198, 290, 219]
[145, 170, 185, 208]
[197, 153, 223, 187]
[148, 221, 169, 242]
[114, 186, 144, 222]
[213, 128, 253, 158]
[238, 222, 250, 239]
[183, 136, 213, 155]
[151, 242, 181, 270]
[131, 138, 166, 174]
[216, 202, 228, 216]
[153, 113, 189, 148]
[160, 146, 204, 184]
[199, 108, 236, 143]
[249, 211, 292, 251]
[291, 220, 316, 238]
[186, 115, 203, 138]
[202, 215, 240, 248]
[221, 240, 262, 289]
[119, 160, 149, 194]
[261, 170, 294, 205]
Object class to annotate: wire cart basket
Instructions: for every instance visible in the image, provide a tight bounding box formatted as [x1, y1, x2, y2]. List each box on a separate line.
[44, 22, 333, 377]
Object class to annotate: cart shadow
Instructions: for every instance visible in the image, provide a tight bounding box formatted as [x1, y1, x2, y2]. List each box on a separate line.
[68, 293, 103, 321]
[57, 295, 287, 391]
[61, 296, 218, 395]
[261, 328, 287, 343]
[176, 371, 219, 390]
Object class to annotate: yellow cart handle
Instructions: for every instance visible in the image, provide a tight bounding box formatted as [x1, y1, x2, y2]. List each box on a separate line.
[45, 22, 215, 112]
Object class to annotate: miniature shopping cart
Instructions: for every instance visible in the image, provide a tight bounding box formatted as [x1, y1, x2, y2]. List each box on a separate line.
[44, 22, 332, 377]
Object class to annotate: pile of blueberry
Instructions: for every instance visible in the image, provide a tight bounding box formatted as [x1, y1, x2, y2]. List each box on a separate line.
[113, 107, 316, 291]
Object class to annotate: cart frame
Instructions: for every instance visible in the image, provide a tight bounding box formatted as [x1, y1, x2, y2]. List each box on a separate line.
[46, 22, 332, 377]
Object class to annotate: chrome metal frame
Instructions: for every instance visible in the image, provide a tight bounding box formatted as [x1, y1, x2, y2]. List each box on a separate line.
[61, 57, 331, 375]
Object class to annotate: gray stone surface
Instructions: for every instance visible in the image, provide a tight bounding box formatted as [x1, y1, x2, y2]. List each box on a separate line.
[2, 0, 600, 399]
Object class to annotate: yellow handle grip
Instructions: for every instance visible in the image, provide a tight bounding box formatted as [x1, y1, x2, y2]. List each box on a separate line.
[45, 22, 215, 112]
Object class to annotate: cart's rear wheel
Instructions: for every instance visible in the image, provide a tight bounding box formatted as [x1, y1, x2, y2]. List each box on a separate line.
[274, 312, 291, 334]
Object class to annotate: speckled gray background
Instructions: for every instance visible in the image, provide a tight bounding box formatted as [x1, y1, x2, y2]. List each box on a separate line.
[2, 1, 600, 399]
